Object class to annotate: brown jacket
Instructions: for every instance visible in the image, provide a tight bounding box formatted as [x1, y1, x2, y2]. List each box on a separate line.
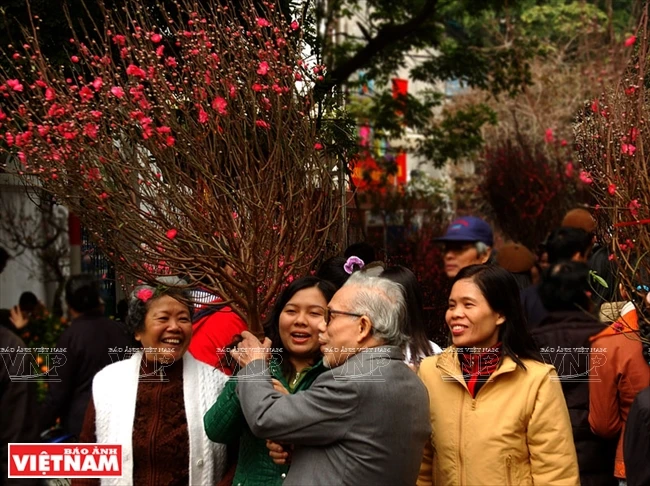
[589, 303, 650, 479]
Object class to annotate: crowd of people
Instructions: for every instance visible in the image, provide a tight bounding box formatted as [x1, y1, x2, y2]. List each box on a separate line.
[1, 207, 650, 485]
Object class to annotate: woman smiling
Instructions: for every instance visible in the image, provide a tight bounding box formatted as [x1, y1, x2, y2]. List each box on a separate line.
[74, 280, 229, 486]
[203, 276, 336, 486]
[417, 264, 579, 485]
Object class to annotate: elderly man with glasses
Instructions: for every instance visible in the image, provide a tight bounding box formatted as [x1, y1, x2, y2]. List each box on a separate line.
[228, 272, 431, 486]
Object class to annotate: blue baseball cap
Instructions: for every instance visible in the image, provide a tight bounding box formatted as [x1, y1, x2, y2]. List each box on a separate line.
[435, 216, 494, 246]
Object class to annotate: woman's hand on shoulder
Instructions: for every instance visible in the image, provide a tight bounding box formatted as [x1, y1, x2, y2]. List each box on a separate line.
[266, 440, 293, 465]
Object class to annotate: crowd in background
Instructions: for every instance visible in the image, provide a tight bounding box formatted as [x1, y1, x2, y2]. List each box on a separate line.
[1, 206, 650, 485]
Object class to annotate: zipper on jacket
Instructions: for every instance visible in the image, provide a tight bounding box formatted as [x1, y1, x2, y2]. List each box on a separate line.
[458, 392, 465, 485]
[505, 454, 513, 486]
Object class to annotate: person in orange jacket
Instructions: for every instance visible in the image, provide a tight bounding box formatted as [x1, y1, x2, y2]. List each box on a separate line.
[589, 284, 650, 482]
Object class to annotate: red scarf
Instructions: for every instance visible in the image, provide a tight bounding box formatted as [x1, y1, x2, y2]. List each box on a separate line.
[459, 343, 502, 398]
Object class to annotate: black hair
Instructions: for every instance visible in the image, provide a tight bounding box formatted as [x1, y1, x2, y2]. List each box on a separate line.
[125, 285, 194, 336]
[116, 298, 129, 322]
[19, 292, 39, 314]
[380, 265, 433, 363]
[0, 247, 9, 274]
[0, 308, 12, 330]
[588, 245, 617, 305]
[510, 272, 533, 291]
[263, 276, 337, 378]
[546, 227, 593, 264]
[453, 264, 544, 369]
[344, 242, 376, 266]
[538, 261, 592, 312]
[316, 256, 350, 290]
[65, 274, 102, 314]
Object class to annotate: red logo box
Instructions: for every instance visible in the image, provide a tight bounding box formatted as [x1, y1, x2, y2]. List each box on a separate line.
[8, 444, 123, 478]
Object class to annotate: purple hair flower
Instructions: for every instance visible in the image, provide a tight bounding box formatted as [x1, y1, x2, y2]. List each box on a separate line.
[344, 256, 364, 275]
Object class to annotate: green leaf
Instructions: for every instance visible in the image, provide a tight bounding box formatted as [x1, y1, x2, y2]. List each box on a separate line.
[589, 270, 609, 289]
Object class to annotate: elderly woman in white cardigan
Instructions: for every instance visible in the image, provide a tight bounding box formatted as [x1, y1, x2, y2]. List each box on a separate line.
[73, 281, 229, 486]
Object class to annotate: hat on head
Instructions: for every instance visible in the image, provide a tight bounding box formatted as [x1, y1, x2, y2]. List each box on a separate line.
[561, 208, 596, 234]
[496, 243, 536, 273]
[435, 216, 494, 246]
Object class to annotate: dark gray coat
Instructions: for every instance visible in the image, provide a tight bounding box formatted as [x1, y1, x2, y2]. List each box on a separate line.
[237, 345, 431, 486]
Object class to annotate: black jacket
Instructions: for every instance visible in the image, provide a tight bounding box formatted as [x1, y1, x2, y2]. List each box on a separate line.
[624, 386, 650, 486]
[531, 311, 618, 486]
[1, 327, 41, 486]
[521, 284, 549, 331]
[39, 311, 133, 436]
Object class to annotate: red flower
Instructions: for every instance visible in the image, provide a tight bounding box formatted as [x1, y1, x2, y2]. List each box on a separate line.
[198, 108, 208, 124]
[591, 99, 599, 113]
[126, 64, 147, 79]
[83, 123, 99, 139]
[112, 35, 126, 46]
[110, 86, 125, 98]
[256, 18, 271, 27]
[565, 162, 574, 178]
[290, 21, 300, 31]
[6, 79, 24, 92]
[255, 120, 270, 129]
[212, 96, 228, 115]
[71, 56, 80, 63]
[314, 142, 323, 150]
[625, 35, 637, 47]
[151, 33, 162, 43]
[166, 228, 177, 239]
[45, 88, 56, 101]
[544, 128, 554, 144]
[92, 77, 103, 91]
[257, 61, 269, 76]
[136, 288, 154, 303]
[629, 199, 641, 217]
[87, 167, 102, 181]
[165, 57, 177, 68]
[579, 170, 592, 184]
[79, 86, 94, 102]
[622, 143, 636, 156]
[165, 136, 175, 147]
[156, 45, 165, 57]
[629, 127, 640, 142]
[608, 184, 616, 196]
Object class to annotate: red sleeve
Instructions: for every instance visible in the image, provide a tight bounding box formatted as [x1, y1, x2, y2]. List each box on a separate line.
[189, 308, 247, 373]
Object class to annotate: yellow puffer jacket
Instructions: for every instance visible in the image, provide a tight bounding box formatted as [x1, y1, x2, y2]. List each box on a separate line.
[417, 347, 580, 486]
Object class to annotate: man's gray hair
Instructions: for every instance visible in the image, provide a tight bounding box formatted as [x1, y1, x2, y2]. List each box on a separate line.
[343, 272, 408, 347]
[475, 241, 491, 257]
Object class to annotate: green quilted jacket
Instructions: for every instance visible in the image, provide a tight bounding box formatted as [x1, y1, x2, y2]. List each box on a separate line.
[204, 358, 326, 486]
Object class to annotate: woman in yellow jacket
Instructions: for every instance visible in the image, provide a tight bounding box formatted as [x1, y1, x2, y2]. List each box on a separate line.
[418, 264, 580, 485]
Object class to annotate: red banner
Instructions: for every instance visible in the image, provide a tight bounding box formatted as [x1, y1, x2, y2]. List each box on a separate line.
[9, 444, 123, 478]
[396, 152, 407, 184]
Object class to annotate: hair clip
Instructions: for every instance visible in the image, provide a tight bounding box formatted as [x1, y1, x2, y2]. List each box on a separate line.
[344, 256, 365, 275]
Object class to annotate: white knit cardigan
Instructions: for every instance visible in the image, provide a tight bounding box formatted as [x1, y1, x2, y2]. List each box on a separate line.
[91, 351, 228, 486]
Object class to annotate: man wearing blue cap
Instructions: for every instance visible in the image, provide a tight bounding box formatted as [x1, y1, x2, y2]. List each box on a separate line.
[435, 216, 494, 278]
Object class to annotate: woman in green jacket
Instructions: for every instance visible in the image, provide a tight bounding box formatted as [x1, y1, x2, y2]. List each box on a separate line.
[204, 276, 337, 485]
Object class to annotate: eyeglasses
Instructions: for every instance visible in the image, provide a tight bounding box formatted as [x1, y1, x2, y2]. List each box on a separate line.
[324, 308, 364, 326]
